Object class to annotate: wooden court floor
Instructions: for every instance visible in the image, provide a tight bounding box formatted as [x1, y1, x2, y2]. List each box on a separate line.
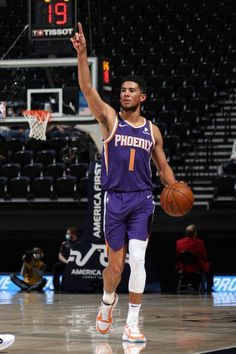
[0, 291, 236, 354]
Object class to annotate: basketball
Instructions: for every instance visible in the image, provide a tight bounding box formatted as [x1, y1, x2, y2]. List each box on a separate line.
[160, 182, 194, 217]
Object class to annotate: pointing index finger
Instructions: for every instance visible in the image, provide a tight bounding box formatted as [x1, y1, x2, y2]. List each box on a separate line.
[78, 22, 83, 35]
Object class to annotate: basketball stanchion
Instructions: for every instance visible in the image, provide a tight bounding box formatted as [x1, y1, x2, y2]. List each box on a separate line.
[22, 110, 51, 141]
[160, 182, 194, 217]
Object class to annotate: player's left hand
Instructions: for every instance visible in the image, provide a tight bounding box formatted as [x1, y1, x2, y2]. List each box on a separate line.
[71, 22, 87, 55]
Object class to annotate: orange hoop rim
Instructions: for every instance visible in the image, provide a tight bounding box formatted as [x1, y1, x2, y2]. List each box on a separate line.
[22, 110, 51, 122]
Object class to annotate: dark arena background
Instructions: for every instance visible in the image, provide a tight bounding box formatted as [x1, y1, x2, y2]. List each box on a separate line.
[0, 0, 236, 353]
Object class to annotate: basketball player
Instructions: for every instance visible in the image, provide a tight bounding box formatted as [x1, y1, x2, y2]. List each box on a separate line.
[0, 334, 15, 351]
[71, 23, 177, 343]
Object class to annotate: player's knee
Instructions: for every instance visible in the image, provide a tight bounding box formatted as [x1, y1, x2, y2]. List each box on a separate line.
[129, 239, 147, 272]
[129, 248, 145, 272]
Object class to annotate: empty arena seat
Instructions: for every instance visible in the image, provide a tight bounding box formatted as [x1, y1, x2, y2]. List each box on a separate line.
[0, 163, 21, 179]
[185, 51, 203, 65]
[176, 62, 194, 76]
[25, 139, 48, 152]
[115, 63, 134, 77]
[145, 52, 164, 67]
[182, 28, 200, 42]
[31, 176, 54, 199]
[170, 40, 191, 55]
[176, 86, 195, 101]
[44, 162, 66, 180]
[156, 63, 174, 77]
[69, 163, 89, 180]
[169, 122, 190, 143]
[196, 62, 215, 78]
[186, 74, 206, 90]
[146, 75, 165, 92]
[13, 150, 34, 166]
[180, 110, 200, 128]
[165, 75, 185, 90]
[218, 61, 235, 76]
[54, 176, 78, 199]
[5, 138, 24, 153]
[144, 98, 165, 115]
[198, 85, 216, 101]
[22, 163, 44, 180]
[205, 49, 223, 65]
[165, 51, 183, 66]
[208, 73, 227, 92]
[189, 97, 208, 116]
[166, 98, 186, 116]
[135, 63, 154, 77]
[36, 149, 57, 165]
[163, 135, 180, 156]
[8, 176, 31, 199]
[155, 86, 174, 101]
[48, 137, 68, 154]
[158, 110, 177, 130]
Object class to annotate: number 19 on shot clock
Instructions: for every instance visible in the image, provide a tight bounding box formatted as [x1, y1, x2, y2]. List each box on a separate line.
[29, 0, 77, 40]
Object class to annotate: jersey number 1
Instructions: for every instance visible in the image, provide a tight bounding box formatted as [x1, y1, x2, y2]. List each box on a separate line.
[129, 148, 135, 171]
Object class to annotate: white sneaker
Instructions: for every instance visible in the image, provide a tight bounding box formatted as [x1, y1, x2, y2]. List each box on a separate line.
[122, 342, 146, 354]
[0, 334, 15, 351]
[96, 294, 119, 335]
[122, 322, 146, 343]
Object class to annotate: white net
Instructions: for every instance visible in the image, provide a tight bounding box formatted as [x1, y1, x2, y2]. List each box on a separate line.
[23, 110, 51, 141]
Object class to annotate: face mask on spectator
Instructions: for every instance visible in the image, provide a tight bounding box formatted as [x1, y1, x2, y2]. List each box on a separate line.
[65, 233, 71, 241]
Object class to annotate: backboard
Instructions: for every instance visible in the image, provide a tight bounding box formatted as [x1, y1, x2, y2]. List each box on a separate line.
[0, 57, 97, 125]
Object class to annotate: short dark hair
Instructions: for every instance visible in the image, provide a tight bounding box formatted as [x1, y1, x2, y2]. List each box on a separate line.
[121, 75, 147, 94]
[68, 226, 80, 239]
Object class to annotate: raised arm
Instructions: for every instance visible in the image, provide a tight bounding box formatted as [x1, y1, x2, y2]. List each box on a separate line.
[151, 124, 177, 186]
[71, 23, 116, 139]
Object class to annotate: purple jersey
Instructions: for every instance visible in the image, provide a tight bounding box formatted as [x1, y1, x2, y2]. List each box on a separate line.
[101, 115, 155, 192]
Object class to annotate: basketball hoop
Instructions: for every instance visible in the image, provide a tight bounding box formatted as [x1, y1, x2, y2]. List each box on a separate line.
[23, 110, 51, 141]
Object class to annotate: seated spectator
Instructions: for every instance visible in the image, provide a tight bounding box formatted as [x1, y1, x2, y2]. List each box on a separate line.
[53, 226, 80, 292]
[5, 126, 29, 142]
[176, 224, 213, 292]
[46, 124, 70, 139]
[10, 247, 46, 291]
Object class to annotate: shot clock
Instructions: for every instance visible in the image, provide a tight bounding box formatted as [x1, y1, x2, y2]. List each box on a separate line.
[29, 0, 77, 40]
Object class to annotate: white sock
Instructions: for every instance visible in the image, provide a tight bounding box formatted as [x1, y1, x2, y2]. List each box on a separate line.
[102, 290, 115, 305]
[126, 303, 141, 324]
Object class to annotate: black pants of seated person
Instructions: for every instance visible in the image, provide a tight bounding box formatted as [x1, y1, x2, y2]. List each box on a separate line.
[52, 262, 66, 291]
[10, 273, 47, 291]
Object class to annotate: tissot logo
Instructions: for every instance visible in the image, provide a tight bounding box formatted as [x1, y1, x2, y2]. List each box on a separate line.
[32, 28, 74, 37]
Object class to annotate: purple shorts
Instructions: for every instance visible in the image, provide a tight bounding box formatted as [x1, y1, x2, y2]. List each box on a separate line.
[103, 190, 155, 251]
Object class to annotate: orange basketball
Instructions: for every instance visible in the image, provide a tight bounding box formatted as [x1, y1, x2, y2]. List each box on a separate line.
[160, 182, 194, 217]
